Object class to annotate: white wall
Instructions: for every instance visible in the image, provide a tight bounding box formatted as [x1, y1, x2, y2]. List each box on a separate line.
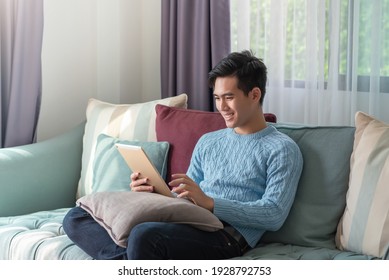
[37, 0, 161, 141]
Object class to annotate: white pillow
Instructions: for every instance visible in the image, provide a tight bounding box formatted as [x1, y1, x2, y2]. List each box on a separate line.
[77, 94, 187, 197]
[77, 191, 224, 248]
[336, 111, 389, 258]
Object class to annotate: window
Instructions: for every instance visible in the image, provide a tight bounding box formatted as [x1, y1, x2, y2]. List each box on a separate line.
[231, 0, 389, 92]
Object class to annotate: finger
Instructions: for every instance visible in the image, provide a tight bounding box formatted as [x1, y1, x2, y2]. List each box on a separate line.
[169, 177, 189, 188]
[133, 185, 154, 193]
[171, 184, 184, 195]
[176, 191, 197, 205]
[130, 172, 140, 181]
[130, 178, 141, 189]
[177, 190, 190, 198]
[130, 177, 149, 189]
[173, 182, 190, 192]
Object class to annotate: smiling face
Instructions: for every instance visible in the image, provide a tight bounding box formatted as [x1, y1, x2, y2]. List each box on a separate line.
[213, 76, 266, 135]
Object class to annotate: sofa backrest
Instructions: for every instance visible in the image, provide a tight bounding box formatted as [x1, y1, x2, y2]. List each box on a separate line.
[155, 105, 356, 249]
[261, 124, 355, 249]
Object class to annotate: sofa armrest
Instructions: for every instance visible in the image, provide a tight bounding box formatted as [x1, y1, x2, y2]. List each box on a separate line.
[0, 123, 85, 217]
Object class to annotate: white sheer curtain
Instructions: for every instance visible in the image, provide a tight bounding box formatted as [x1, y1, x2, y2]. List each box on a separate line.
[231, 0, 389, 126]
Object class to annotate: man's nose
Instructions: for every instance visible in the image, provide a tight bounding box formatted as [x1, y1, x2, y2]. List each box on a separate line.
[219, 99, 228, 111]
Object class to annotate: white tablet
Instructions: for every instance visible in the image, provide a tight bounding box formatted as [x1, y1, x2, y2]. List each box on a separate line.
[115, 143, 174, 198]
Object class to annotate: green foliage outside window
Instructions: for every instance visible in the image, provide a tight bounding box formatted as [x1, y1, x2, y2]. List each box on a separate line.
[231, 0, 389, 83]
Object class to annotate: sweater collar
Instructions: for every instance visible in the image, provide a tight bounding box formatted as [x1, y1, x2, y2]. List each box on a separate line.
[227, 125, 276, 140]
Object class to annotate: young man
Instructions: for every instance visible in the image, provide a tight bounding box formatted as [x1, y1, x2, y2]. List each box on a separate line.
[63, 50, 303, 260]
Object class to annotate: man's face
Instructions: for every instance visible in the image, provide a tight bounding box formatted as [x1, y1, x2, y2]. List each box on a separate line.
[213, 76, 261, 134]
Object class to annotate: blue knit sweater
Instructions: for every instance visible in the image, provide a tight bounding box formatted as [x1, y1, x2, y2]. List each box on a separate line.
[187, 125, 303, 248]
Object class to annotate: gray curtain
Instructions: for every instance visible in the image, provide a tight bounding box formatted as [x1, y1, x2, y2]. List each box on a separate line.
[0, 0, 44, 148]
[161, 0, 231, 111]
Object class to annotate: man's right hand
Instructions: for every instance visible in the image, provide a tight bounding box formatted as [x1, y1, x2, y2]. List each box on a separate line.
[129, 172, 154, 193]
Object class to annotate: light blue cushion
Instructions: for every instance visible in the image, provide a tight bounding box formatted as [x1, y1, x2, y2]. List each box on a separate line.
[92, 134, 169, 193]
[0, 208, 92, 260]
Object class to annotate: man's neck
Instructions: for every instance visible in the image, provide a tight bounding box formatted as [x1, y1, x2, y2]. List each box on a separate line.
[234, 113, 268, 135]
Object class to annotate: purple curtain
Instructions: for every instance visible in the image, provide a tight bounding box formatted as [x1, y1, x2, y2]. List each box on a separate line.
[0, 0, 43, 148]
[161, 0, 231, 111]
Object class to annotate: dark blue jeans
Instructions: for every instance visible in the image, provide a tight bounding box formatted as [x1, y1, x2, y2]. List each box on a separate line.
[63, 206, 243, 260]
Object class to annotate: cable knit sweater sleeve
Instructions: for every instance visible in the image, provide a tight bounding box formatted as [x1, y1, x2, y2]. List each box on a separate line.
[187, 126, 303, 247]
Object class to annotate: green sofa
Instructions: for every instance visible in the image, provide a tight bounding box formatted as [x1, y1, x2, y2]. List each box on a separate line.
[0, 118, 383, 260]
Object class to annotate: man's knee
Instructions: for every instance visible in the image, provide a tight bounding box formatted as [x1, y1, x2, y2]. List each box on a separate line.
[62, 207, 89, 236]
[127, 222, 166, 259]
[127, 222, 160, 246]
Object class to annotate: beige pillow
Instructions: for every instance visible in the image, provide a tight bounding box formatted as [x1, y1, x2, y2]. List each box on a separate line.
[77, 94, 187, 197]
[77, 191, 223, 248]
[336, 111, 389, 258]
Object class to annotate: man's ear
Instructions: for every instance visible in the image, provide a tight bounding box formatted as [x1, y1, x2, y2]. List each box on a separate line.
[251, 87, 261, 102]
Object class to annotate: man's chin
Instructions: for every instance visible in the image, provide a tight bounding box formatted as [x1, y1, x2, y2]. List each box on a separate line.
[224, 120, 235, 128]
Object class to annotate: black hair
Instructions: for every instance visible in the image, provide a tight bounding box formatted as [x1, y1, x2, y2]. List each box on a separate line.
[208, 50, 267, 105]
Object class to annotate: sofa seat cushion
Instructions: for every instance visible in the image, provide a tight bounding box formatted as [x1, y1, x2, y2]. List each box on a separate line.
[238, 243, 379, 260]
[0, 208, 91, 260]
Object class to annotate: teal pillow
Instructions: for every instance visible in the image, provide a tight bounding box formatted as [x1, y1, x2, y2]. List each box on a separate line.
[92, 134, 170, 193]
[261, 124, 355, 249]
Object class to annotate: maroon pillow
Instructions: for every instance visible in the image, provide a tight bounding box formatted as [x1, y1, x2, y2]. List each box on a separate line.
[155, 104, 277, 182]
[155, 105, 226, 182]
[264, 113, 277, 123]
